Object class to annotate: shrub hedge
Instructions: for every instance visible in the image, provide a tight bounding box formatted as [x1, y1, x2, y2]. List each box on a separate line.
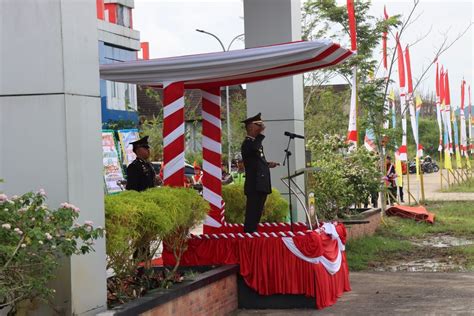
[222, 184, 288, 224]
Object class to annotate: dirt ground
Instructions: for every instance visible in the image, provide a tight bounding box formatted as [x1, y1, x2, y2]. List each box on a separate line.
[234, 272, 474, 316]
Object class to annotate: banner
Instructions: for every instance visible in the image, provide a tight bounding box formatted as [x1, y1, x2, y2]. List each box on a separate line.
[440, 68, 452, 170]
[397, 35, 407, 161]
[102, 130, 125, 194]
[118, 129, 140, 166]
[435, 63, 443, 151]
[347, 67, 358, 148]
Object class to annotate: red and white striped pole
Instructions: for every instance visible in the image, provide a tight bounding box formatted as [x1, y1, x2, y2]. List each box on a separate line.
[201, 87, 224, 232]
[163, 81, 185, 187]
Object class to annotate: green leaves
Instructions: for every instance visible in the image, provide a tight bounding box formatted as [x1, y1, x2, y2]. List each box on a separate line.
[0, 190, 104, 309]
[307, 134, 381, 220]
[222, 185, 288, 224]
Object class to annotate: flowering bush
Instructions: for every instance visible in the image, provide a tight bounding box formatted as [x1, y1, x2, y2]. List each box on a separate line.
[0, 190, 104, 312]
[307, 134, 381, 220]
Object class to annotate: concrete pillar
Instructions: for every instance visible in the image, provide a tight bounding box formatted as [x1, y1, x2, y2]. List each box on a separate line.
[244, 0, 306, 221]
[0, 0, 107, 314]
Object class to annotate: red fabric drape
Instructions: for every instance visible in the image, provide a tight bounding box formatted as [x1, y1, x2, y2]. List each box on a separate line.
[163, 223, 351, 309]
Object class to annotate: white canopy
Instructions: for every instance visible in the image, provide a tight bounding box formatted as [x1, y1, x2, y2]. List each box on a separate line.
[99, 40, 353, 89]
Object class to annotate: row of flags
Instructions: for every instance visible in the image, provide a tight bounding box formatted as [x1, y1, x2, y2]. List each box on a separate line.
[346, 2, 473, 175]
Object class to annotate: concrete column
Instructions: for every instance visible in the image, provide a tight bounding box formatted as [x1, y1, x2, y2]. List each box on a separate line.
[244, 0, 306, 221]
[0, 0, 106, 315]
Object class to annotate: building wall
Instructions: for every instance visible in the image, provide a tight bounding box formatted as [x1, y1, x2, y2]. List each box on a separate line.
[99, 41, 139, 124]
[97, 0, 141, 126]
[0, 0, 106, 314]
[141, 274, 238, 316]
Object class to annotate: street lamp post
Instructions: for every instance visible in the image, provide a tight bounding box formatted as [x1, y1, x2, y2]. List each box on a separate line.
[196, 29, 244, 173]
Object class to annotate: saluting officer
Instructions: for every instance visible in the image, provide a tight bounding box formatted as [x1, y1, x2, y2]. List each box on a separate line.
[126, 136, 156, 192]
[241, 113, 279, 233]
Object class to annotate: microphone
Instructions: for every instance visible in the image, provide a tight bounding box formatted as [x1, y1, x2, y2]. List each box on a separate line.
[284, 131, 305, 139]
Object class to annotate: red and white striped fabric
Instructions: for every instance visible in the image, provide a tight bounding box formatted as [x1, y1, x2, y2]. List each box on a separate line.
[99, 40, 353, 89]
[162, 81, 185, 186]
[201, 88, 224, 230]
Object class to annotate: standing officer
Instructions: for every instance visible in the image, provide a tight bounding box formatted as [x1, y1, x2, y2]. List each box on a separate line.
[126, 136, 156, 191]
[241, 113, 279, 233]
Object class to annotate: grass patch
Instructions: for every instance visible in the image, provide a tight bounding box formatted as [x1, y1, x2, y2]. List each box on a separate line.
[442, 177, 474, 192]
[346, 236, 412, 271]
[346, 201, 474, 271]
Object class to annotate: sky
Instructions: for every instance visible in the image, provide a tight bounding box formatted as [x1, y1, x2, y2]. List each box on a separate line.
[134, 0, 473, 108]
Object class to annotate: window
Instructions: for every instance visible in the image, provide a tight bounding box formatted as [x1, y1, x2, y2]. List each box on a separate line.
[106, 81, 137, 111]
[116, 5, 131, 28]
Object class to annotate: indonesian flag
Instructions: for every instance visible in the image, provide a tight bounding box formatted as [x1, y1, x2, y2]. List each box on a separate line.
[347, 0, 357, 52]
[346, 0, 358, 148]
[435, 62, 443, 151]
[347, 67, 358, 147]
[397, 34, 407, 161]
[405, 45, 420, 160]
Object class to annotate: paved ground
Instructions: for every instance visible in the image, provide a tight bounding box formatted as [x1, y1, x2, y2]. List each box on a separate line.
[235, 272, 474, 315]
[407, 170, 474, 202]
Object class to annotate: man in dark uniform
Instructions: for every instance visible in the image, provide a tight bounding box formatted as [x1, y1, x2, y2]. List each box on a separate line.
[126, 136, 156, 191]
[241, 113, 279, 233]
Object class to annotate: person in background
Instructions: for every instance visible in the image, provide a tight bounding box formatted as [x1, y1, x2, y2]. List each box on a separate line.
[230, 155, 245, 185]
[384, 156, 397, 204]
[126, 136, 157, 191]
[241, 113, 279, 233]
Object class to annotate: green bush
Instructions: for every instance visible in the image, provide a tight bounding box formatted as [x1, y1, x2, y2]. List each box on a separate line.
[222, 185, 289, 223]
[307, 134, 381, 221]
[0, 190, 103, 312]
[104, 187, 208, 282]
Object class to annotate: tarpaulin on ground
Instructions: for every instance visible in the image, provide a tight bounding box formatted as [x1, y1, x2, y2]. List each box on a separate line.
[162, 222, 351, 309]
[386, 205, 435, 224]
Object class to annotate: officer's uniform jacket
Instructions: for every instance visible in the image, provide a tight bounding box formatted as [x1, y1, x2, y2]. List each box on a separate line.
[241, 134, 271, 195]
[126, 158, 155, 191]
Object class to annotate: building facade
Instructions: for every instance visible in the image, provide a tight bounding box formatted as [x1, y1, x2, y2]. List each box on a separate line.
[96, 0, 145, 125]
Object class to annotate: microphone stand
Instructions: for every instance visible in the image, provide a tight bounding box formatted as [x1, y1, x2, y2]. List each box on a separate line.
[282, 135, 294, 232]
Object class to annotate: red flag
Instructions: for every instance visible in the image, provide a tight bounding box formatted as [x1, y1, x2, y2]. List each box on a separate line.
[382, 6, 389, 70]
[440, 67, 445, 104]
[435, 63, 440, 97]
[396, 34, 405, 89]
[347, 0, 357, 51]
[405, 45, 413, 93]
[445, 71, 451, 105]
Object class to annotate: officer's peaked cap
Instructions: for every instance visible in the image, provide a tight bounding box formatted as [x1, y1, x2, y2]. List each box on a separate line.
[241, 112, 263, 125]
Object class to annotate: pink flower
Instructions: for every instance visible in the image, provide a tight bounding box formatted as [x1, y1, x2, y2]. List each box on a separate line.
[14, 228, 23, 235]
[1, 223, 11, 230]
[0, 194, 7, 201]
[84, 220, 94, 226]
[38, 189, 46, 197]
[11, 195, 18, 200]
[45, 233, 53, 240]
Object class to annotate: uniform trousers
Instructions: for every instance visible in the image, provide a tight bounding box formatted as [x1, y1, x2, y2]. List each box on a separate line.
[244, 192, 267, 233]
